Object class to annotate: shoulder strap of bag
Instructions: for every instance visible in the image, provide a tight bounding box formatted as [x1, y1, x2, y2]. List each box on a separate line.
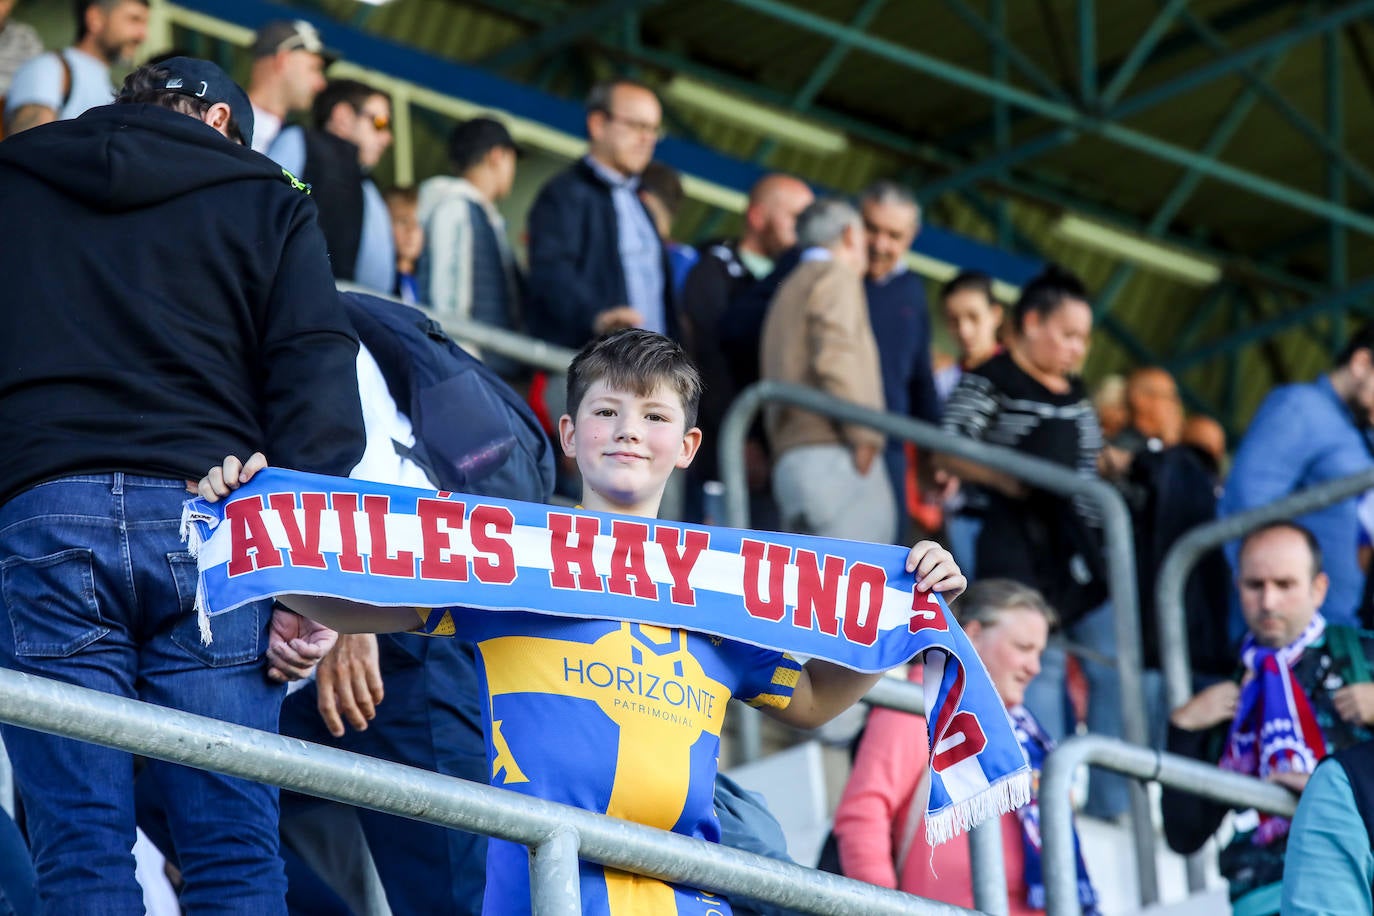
[57, 51, 73, 109]
[1328, 625, 1372, 685]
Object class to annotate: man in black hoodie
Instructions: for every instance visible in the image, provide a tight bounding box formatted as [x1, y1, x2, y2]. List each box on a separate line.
[0, 58, 364, 915]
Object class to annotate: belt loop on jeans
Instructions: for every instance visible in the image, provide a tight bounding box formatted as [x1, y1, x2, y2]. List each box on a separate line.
[112, 472, 124, 496]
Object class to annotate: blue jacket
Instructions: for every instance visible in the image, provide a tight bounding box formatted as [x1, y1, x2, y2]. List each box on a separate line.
[1220, 375, 1374, 626]
[1282, 742, 1374, 915]
[525, 158, 678, 348]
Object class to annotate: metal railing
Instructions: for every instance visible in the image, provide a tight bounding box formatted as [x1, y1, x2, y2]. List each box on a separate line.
[717, 380, 1160, 904]
[1039, 735, 1298, 916]
[0, 667, 982, 916]
[1154, 467, 1374, 892]
[335, 282, 578, 375]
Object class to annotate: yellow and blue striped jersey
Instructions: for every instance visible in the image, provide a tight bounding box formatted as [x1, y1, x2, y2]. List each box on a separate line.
[428, 608, 801, 915]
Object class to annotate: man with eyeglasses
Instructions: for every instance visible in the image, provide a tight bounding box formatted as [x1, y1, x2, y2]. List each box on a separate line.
[526, 76, 679, 350]
[270, 78, 396, 295]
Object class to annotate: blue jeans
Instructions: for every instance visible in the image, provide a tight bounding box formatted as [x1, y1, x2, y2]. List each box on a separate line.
[0, 474, 286, 915]
[278, 635, 489, 915]
[0, 807, 36, 916]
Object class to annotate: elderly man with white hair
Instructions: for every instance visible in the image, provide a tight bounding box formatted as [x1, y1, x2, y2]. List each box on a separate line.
[760, 196, 892, 543]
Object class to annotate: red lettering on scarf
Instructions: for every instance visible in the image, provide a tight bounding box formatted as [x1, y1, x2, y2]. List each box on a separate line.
[842, 562, 886, 646]
[363, 495, 415, 578]
[793, 550, 843, 637]
[333, 493, 365, 573]
[654, 526, 708, 606]
[267, 492, 327, 569]
[607, 520, 658, 600]
[930, 665, 989, 771]
[549, 513, 603, 592]
[741, 539, 789, 622]
[932, 712, 988, 770]
[226, 495, 282, 576]
[418, 498, 468, 581]
[908, 588, 948, 632]
[471, 505, 516, 584]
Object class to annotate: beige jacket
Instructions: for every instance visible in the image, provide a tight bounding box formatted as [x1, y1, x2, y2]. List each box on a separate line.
[759, 257, 886, 457]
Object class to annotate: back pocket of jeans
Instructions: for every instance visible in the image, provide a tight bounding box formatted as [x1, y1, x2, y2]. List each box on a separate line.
[1, 548, 109, 658]
[167, 552, 265, 667]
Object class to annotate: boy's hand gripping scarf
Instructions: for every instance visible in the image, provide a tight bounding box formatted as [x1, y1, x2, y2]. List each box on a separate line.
[182, 468, 1030, 843]
[1220, 612, 1328, 845]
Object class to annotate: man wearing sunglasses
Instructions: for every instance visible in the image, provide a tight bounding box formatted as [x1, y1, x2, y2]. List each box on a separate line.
[269, 77, 396, 295]
[526, 76, 679, 350]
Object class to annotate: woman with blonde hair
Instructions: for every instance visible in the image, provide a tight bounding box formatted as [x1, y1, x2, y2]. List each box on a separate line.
[832, 578, 1099, 914]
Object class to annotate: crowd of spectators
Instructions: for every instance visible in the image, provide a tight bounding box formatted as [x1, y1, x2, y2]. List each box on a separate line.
[3, 3, 1374, 915]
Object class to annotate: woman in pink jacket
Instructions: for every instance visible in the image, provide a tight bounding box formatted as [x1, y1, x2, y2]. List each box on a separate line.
[832, 578, 1099, 914]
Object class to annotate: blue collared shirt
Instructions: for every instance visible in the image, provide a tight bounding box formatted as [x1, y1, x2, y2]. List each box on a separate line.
[1221, 374, 1374, 626]
[584, 156, 665, 335]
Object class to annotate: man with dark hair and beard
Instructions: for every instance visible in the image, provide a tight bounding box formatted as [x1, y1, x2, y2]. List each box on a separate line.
[1221, 323, 1374, 628]
[4, 0, 148, 134]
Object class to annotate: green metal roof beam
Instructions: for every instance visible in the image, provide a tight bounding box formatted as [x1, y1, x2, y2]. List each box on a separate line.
[1078, 0, 1095, 106]
[1098, 0, 1190, 109]
[1092, 48, 1288, 318]
[791, 0, 888, 109]
[1169, 276, 1374, 372]
[1177, 6, 1374, 202]
[1176, 284, 1233, 351]
[1327, 28, 1348, 352]
[938, 0, 1071, 103]
[747, 0, 889, 169]
[481, 0, 667, 70]
[724, 0, 1078, 120]
[586, 33, 1323, 295]
[1112, 1, 1374, 123]
[726, 0, 1374, 234]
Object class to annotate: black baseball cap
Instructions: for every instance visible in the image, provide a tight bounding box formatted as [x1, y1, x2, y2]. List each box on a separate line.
[156, 57, 255, 148]
[252, 19, 339, 66]
[447, 117, 522, 170]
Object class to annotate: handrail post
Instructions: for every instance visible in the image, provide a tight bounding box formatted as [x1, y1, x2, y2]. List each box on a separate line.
[0, 668, 983, 916]
[530, 827, 582, 916]
[720, 381, 1156, 903]
[969, 819, 1009, 916]
[1040, 735, 1300, 915]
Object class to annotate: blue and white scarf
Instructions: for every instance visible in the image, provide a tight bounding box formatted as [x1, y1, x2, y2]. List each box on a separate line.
[1221, 613, 1328, 845]
[182, 468, 1030, 843]
[1008, 705, 1099, 914]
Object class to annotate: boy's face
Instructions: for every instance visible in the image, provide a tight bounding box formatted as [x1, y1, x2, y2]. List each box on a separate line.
[559, 380, 700, 515]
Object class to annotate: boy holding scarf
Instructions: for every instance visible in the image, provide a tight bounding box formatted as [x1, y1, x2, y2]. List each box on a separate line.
[1162, 521, 1374, 916]
[194, 329, 1026, 916]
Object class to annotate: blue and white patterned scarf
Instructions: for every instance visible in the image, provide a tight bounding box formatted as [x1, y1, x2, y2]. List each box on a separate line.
[182, 468, 1030, 843]
[1008, 705, 1099, 914]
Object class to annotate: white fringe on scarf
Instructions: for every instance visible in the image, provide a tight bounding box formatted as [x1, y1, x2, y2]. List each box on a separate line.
[924, 769, 1033, 846]
[179, 501, 219, 646]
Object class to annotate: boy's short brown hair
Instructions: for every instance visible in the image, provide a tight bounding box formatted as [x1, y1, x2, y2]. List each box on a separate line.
[566, 329, 702, 428]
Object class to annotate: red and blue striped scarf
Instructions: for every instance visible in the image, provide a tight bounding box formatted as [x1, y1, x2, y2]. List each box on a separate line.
[1220, 613, 1328, 845]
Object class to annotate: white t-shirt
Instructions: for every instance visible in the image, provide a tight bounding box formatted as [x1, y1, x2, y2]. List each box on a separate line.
[250, 104, 283, 155]
[350, 344, 436, 491]
[5, 47, 112, 122]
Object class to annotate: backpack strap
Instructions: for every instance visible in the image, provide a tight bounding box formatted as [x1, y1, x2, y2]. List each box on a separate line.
[56, 50, 73, 110]
[1327, 625, 1372, 686]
